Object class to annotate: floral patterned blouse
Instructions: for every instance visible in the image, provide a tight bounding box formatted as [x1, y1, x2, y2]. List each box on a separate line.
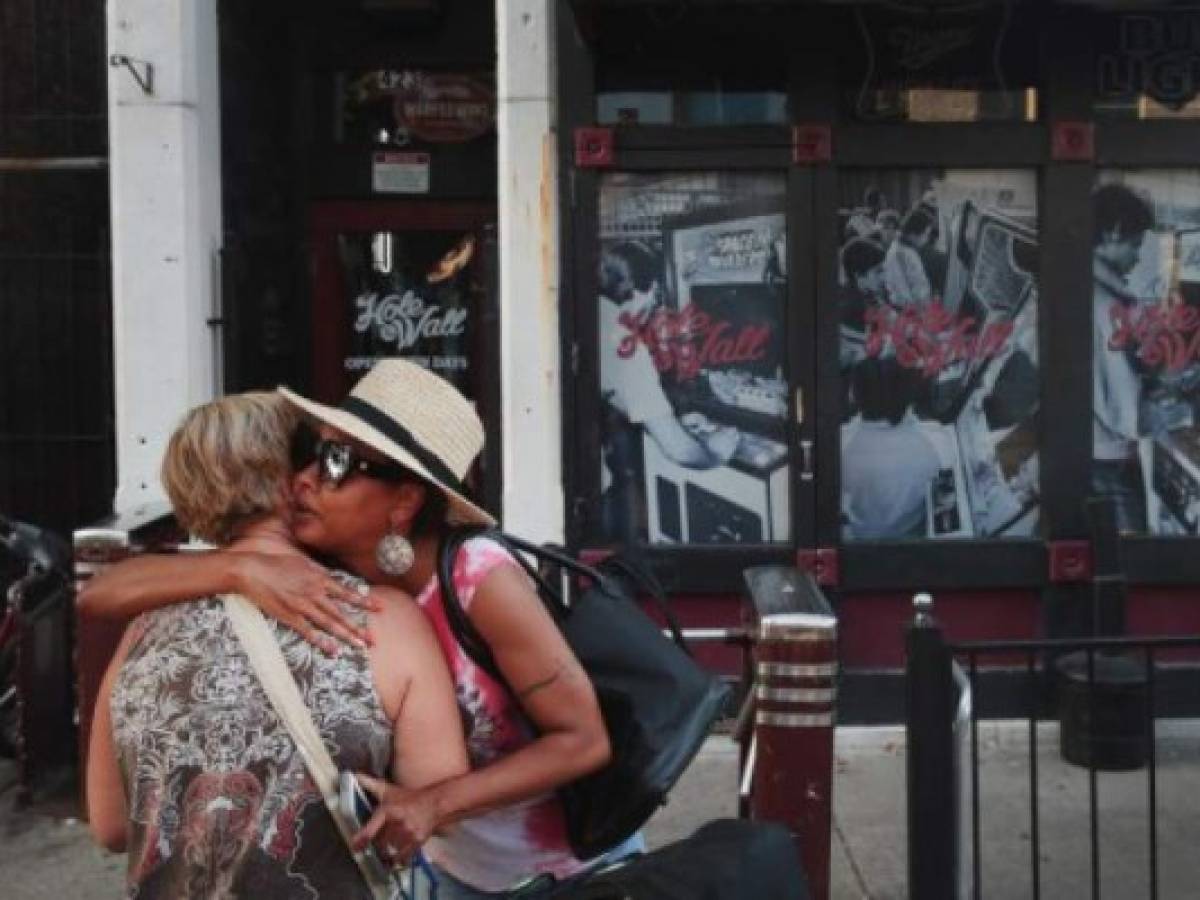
[109, 573, 391, 899]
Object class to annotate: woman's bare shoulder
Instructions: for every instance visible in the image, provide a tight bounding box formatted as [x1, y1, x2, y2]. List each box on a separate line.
[366, 585, 438, 650]
[363, 585, 443, 720]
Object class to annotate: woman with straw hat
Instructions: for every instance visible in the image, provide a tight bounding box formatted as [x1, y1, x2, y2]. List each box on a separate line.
[81, 360, 630, 898]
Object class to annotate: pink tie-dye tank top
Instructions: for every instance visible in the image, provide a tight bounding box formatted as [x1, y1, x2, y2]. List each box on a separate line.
[417, 536, 586, 892]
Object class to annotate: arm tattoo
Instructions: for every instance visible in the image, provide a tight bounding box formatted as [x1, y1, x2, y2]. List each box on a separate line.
[517, 663, 566, 701]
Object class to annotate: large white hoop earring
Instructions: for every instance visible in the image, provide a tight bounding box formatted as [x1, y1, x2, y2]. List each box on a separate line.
[375, 529, 414, 577]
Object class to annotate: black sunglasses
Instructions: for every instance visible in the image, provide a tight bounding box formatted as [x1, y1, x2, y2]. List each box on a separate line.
[290, 425, 410, 487]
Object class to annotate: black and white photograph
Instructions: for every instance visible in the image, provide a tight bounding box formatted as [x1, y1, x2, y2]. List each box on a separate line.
[597, 172, 790, 547]
[1092, 172, 1200, 536]
[837, 169, 1041, 541]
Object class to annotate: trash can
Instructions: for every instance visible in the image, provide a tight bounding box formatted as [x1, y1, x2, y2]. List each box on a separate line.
[1057, 650, 1148, 771]
[744, 565, 837, 900]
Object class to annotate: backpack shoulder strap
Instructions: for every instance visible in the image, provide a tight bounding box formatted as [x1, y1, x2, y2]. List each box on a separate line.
[437, 525, 510, 690]
[435, 526, 593, 691]
[596, 554, 689, 654]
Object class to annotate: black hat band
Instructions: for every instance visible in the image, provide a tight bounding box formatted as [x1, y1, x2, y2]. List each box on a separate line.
[340, 396, 469, 497]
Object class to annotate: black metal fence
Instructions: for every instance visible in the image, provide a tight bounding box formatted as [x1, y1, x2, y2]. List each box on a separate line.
[906, 596, 1200, 900]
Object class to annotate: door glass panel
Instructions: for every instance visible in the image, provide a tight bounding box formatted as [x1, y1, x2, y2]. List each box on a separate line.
[1093, 172, 1200, 536]
[597, 89, 788, 127]
[334, 228, 482, 398]
[839, 5, 1039, 122]
[596, 172, 790, 547]
[837, 170, 1041, 541]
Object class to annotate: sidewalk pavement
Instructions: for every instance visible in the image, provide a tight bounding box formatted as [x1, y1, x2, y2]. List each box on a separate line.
[3, 722, 1198, 898]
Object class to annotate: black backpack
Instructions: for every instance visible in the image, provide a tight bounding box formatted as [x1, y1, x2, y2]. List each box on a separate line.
[438, 526, 731, 860]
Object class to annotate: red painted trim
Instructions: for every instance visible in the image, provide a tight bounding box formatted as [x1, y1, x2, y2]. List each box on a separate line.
[308, 220, 348, 402]
[579, 548, 614, 568]
[1048, 540, 1092, 583]
[1051, 121, 1095, 162]
[574, 127, 614, 168]
[792, 123, 833, 165]
[796, 548, 840, 587]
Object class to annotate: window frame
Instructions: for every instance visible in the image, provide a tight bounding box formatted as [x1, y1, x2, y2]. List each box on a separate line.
[558, 1, 1200, 594]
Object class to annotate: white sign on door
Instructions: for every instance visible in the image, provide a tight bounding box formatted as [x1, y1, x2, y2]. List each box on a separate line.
[372, 151, 430, 194]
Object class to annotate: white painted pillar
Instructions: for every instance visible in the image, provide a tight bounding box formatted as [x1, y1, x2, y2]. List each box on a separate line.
[107, 0, 223, 511]
[496, 0, 563, 542]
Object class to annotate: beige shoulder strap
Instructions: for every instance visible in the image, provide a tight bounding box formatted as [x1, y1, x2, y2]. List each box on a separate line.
[220, 594, 393, 899]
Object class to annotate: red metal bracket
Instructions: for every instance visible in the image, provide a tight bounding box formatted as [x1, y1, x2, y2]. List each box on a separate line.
[579, 548, 614, 568]
[796, 548, 840, 587]
[574, 127, 614, 168]
[1048, 540, 1092, 583]
[1051, 121, 1095, 162]
[792, 124, 832, 165]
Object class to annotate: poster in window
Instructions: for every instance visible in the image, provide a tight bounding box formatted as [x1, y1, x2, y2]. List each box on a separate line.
[837, 170, 1041, 542]
[336, 229, 478, 395]
[597, 172, 789, 547]
[1092, 172, 1200, 536]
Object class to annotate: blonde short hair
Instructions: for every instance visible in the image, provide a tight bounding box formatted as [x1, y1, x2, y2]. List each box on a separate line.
[161, 392, 300, 545]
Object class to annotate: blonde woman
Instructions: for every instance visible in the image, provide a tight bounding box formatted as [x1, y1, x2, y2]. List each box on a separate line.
[86, 392, 467, 898]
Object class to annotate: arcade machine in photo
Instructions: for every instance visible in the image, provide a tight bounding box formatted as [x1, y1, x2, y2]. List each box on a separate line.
[1148, 227, 1200, 535]
[920, 201, 1041, 539]
[643, 202, 791, 545]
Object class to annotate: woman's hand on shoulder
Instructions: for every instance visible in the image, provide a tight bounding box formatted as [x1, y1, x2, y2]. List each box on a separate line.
[227, 550, 378, 654]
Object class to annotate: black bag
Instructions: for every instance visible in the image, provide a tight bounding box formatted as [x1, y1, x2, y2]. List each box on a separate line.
[549, 819, 810, 899]
[438, 526, 731, 861]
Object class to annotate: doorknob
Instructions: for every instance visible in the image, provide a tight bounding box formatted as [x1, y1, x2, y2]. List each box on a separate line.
[800, 439, 814, 482]
[794, 386, 804, 425]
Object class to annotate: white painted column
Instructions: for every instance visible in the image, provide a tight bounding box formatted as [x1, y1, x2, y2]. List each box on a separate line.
[107, 0, 223, 511]
[496, 0, 563, 542]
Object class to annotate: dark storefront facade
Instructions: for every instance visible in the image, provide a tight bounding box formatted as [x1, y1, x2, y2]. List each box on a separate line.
[32, 0, 1200, 727]
[555, 1, 1200, 715]
[217, 0, 503, 513]
[0, 0, 113, 537]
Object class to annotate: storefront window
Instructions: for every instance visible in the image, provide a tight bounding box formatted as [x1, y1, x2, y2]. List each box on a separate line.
[840, 4, 1039, 123]
[1092, 172, 1200, 536]
[335, 228, 481, 395]
[596, 172, 789, 547]
[597, 89, 788, 127]
[837, 170, 1040, 542]
[592, 6, 788, 128]
[1095, 10, 1200, 119]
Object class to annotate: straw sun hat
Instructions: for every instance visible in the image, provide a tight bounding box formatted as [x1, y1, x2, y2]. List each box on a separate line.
[278, 359, 495, 527]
